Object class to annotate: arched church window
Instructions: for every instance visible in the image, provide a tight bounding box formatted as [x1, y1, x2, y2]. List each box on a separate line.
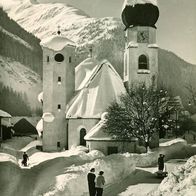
[80, 128, 86, 146]
[138, 55, 148, 70]
[54, 53, 64, 62]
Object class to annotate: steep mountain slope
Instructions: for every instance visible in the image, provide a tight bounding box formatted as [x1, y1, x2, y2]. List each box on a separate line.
[0, 55, 42, 110]
[4, 0, 196, 106]
[0, 7, 42, 75]
[6, 0, 125, 74]
[7, 0, 89, 39]
[37, 0, 124, 18]
[158, 49, 196, 103]
[0, 7, 42, 113]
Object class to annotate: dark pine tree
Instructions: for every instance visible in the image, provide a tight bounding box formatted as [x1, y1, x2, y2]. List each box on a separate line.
[0, 82, 32, 116]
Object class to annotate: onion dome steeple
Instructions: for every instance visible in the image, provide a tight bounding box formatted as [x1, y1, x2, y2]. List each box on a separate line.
[121, 0, 159, 29]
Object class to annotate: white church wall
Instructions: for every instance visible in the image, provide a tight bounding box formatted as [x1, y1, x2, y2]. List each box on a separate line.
[43, 118, 67, 151]
[68, 118, 100, 149]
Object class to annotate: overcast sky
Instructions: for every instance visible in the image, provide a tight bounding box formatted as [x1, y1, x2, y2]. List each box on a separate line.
[157, 0, 196, 65]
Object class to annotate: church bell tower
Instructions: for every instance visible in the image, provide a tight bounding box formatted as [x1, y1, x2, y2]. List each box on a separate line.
[122, 0, 159, 88]
[41, 30, 76, 151]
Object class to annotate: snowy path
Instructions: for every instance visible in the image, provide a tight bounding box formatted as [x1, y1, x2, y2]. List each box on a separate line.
[0, 136, 190, 196]
[0, 158, 186, 196]
[0, 151, 103, 196]
[104, 167, 161, 196]
[104, 159, 186, 196]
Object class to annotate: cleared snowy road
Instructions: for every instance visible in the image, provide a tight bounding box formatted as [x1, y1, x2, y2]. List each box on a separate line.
[104, 159, 186, 196]
[0, 151, 104, 196]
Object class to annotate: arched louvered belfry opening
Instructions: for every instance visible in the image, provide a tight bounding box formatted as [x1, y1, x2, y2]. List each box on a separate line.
[80, 128, 86, 146]
[138, 55, 148, 70]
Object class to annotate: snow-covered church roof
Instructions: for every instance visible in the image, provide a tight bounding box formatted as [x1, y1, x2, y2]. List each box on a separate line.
[66, 60, 126, 118]
[41, 35, 75, 51]
[75, 57, 98, 91]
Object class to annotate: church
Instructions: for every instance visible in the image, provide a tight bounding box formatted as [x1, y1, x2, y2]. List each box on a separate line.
[36, 0, 160, 154]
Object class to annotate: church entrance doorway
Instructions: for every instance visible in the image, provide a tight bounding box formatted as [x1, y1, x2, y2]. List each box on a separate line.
[80, 128, 86, 146]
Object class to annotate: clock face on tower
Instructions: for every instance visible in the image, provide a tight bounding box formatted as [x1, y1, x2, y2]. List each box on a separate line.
[137, 31, 149, 43]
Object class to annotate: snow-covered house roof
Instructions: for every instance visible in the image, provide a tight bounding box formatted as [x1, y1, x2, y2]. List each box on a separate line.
[66, 60, 126, 118]
[41, 35, 75, 51]
[1, 118, 12, 127]
[75, 57, 98, 91]
[84, 119, 111, 141]
[0, 110, 11, 118]
[85, 117, 137, 141]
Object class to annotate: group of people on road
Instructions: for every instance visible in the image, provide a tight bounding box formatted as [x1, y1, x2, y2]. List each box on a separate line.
[87, 168, 105, 196]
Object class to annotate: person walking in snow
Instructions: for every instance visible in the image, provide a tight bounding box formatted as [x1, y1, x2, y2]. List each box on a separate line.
[22, 152, 29, 166]
[158, 154, 165, 171]
[87, 168, 96, 196]
[95, 171, 105, 196]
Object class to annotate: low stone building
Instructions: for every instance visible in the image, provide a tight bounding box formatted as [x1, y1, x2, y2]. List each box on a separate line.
[84, 117, 137, 155]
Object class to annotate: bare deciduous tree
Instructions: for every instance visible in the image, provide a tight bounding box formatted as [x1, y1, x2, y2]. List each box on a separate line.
[104, 83, 170, 152]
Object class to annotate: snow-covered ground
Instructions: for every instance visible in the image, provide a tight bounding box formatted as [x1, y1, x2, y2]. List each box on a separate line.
[159, 138, 185, 147]
[150, 156, 196, 196]
[42, 153, 135, 196]
[0, 153, 17, 164]
[107, 159, 187, 196]
[0, 146, 135, 195]
[0, 137, 196, 196]
[19, 146, 104, 168]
